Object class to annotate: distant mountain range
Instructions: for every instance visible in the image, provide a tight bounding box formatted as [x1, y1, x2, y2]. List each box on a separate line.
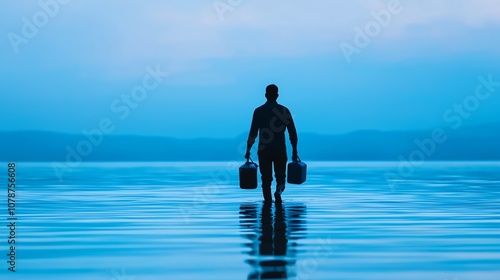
[1, 123, 500, 161]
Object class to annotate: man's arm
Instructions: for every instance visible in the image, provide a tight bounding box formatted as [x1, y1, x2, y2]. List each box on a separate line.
[286, 108, 299, 160]
[245, 110, 259, 159]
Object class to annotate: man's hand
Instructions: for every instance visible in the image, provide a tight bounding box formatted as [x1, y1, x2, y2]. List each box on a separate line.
[292, 149, 299, 162]
[245, 151, 251, 160]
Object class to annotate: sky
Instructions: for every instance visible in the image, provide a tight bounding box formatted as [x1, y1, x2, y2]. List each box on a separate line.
[1, 0, 500, 138]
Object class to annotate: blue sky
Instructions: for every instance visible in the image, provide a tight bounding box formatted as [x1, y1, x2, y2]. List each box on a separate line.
[1, 0, 499, 138]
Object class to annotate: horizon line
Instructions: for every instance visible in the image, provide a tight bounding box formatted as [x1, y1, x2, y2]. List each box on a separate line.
[1, 121, 499, 140]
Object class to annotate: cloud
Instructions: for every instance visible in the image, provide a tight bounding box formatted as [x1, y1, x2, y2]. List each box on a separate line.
[1, 0, 500, 77]
[1, 0, 500, 139]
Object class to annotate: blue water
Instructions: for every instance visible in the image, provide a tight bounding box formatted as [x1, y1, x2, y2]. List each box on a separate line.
[1, 161, 500, 280]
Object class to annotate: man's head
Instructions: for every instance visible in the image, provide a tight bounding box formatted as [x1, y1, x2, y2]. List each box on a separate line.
[265, 84, 279, 101]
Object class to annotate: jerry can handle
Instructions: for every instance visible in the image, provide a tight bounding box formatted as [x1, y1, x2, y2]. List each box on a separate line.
[247, 157, 258, 167]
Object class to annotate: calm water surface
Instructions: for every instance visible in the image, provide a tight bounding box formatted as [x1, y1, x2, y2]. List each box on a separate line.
[2, 162, 500, 280]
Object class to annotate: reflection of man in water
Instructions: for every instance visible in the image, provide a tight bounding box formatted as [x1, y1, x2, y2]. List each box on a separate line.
[239, 201, 306, 279]
[245, 84, 299, 203]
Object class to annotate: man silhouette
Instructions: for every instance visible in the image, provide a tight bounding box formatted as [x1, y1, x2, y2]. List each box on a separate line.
[245, 84, 299, 203]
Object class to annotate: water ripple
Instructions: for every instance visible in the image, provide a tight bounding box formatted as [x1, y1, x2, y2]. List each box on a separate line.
[0, 162, 499, 279]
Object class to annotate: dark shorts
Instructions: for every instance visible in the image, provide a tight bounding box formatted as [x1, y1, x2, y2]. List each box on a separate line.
[258, 148, 287, 188]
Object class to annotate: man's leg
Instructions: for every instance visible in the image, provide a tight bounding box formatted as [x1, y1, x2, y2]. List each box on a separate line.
[258, 151, 273, 202]
[273, 149, 288, 201]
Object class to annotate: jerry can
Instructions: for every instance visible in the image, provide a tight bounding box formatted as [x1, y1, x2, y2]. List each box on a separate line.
[287, 157, 307, 184]
[239, 158, 259, 189]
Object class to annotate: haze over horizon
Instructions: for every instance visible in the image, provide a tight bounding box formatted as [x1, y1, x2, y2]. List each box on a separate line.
[2, 0, 500, 139]
[2, 120, 500, 140]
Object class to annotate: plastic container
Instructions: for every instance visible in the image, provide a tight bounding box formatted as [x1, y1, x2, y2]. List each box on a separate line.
[287, 157, 307, 184]
[239, 158, 259, 189]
